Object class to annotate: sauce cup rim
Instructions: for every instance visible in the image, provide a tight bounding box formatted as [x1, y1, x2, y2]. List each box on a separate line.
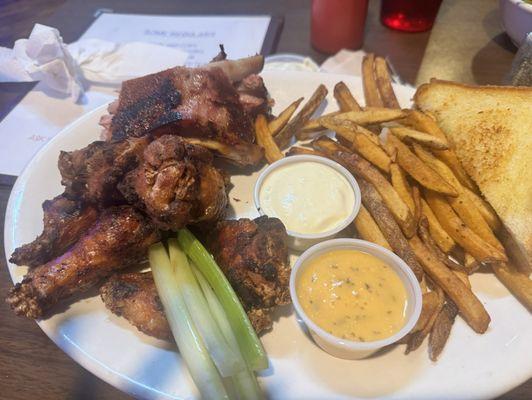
[290, 238, 423, 352]
[253, 155, 362, 240]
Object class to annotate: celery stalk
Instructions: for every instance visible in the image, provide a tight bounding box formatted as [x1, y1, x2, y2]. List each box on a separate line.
[167, 239, 243, 377]
[149, 243, 229, 400]
[177, 228, 268, 371]
[193, 266, 263, 400]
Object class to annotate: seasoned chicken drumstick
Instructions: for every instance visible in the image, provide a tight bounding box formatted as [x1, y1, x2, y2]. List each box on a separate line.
[9, 195, 98, 267]
[6, 206, 159, 319]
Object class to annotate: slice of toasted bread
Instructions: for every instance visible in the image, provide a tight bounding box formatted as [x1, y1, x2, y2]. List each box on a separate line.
[414, 80, 532, 272]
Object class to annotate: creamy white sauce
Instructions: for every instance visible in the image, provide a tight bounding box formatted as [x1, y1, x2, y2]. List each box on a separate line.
[259, 161, 355, 234]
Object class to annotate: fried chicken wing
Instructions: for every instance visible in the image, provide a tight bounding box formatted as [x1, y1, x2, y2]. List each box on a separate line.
[209, 216, 291, 333]
[99, 217, 290, 338]
[9, 195, 98, 267]
[100, 272, 171, 340]
[59, 137, 148, 205]
[119, 135, 228, 230]
[6, 206, 159, 319]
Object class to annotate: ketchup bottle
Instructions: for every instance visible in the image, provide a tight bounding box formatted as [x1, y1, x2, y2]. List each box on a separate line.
[311, 0, 369, 54]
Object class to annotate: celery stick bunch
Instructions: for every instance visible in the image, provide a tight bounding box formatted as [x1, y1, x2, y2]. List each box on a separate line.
[149, 230, 266, 400]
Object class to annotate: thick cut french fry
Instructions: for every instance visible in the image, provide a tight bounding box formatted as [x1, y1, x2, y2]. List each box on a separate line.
[374, 56, 400, 109]
[276, 84, 327, 147]
[428, 300, 458, 361]
[390, 126, 449, 150]
[352, 132, 391, 173]
[387, 135, 458, 196]
[353, 205, 392, 250]
[320, 117, 380, 144]
[413, 144, 461, 191]
[313, 137, 417, 238]
[420, 198, 455, 253]
[269, 97, 304, 136]
[409, 236, 491, 333]
[286, 146, 325, 157]
[412, 185, 422, 230]
[334, 81, 362, 111]
[491, 262, 532, 311]
[405, 286, 444, 353]
[453, 270, 471, 289]
[362, 53, 384, 107]
[464, 253, 480, 274]
[319, 118, 357, 142]
[403, 110, 476, 191]
[424, 191, 507, 263]
[412, 291, 440, 333]
[328, 108, 405, 126]
[463, 188, 501, 232]
[301, 111, 341, 134]
[355, 178, 424, 281]
[390, 164, 415, 213]
[254, 114, 283, 163]
[323, 118, 391, 172]
[447, 194, 504, 252]
[413, 145, 502, 245]
[418, 217, 464, 271]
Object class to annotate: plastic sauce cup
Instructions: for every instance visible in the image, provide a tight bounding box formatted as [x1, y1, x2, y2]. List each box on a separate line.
[253, 155, 361, 251]
[290, 238, 422, 359]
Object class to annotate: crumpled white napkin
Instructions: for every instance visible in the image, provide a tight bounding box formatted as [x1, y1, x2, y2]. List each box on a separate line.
[321, 49, 367, 76]
[0, 24, 188, 101]
[321, 49, 405, 85]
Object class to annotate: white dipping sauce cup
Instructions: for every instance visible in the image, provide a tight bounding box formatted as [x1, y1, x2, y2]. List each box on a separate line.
[290, 238, 422, 360]
[253, 155, 361, 251]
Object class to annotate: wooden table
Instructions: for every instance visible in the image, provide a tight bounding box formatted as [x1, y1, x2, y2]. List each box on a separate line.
[0, 1, 529, 399]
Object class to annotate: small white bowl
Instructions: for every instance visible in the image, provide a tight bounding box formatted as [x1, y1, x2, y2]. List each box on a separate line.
[253, 155, 361, 251]
[500, 0, 532, 46]
[290, 238, 422, 360]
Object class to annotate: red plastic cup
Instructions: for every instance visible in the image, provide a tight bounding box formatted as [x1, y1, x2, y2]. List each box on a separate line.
[380, 0, 443, 33]
[311, 0, 369, 54]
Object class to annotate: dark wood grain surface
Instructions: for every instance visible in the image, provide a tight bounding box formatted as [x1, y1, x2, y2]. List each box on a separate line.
[0, 1, 529, 399]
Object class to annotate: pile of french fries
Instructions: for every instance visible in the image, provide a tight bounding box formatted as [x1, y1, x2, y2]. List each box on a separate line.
[255, 54, 532, 361]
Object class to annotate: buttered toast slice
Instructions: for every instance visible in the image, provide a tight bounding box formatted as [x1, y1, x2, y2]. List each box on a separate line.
[414, 80, 532, 270]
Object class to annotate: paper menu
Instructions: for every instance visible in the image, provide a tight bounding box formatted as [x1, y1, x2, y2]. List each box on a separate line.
[80, 14, 271, 66]
[0, 14, 272, 178]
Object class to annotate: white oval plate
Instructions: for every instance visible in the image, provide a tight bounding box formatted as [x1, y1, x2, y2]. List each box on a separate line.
[5, 71, 532, 399]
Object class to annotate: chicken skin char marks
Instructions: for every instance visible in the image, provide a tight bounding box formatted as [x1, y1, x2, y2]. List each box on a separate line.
[119, 135, 229, 231]
[100, 216, 291, 338]
[59, 137, 149, 206]
[6, 206, 159, 319]
[208, 216, 291, 333]
[99, 60, 268, 166]
[9, 194, 98, 267]
[100, 272, 172, 341]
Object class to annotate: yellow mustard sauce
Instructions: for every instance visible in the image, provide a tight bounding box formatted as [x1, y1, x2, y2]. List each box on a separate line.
[297, 249, 408, 342]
